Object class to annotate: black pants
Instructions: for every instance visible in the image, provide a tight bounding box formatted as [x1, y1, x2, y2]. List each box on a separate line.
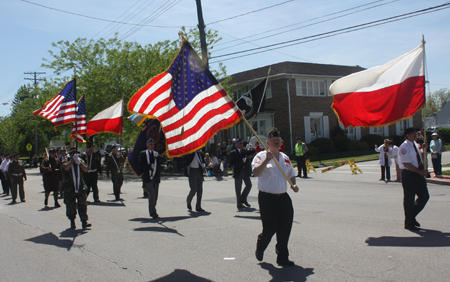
[145, 181, 160, 216]
[187, 168, 203, 208]
[85, 173, 99, 201]
[296, 155, 307, 177]
[257, 191, 294, 262]
[111, 172, 123, 200]
[234, 170, 252, 207]
[380, 165, 390, 181]
[1, 174, 10, 195]
[402, 170, 429, 226]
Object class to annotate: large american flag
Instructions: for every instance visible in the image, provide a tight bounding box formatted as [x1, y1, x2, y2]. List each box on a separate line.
[71, 95, 86, 143]
[34, 79, 77, 128]
[128, 40, 242, 157]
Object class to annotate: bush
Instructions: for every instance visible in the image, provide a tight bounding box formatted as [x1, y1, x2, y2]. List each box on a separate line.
[350, 140, 369, 150]
[307, 145, 319, 155]
[310, 138, 335, 153]
[437, 127, 450, 143]
[360, 134, 386, 147]
[391, 135, 404, 147]
[331, 135, 352, 151]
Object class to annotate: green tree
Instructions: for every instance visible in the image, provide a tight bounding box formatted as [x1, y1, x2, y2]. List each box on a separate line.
[425, 88, 450, 116]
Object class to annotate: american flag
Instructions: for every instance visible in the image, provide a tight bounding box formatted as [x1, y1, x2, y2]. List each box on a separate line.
[71, 95, 86, 143]
[34, 79, 77, 128]
[128, 40, 242, 157]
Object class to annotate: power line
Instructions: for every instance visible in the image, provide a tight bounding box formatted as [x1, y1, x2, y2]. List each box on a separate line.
[213, 0, 398, 53]
[119, 0, 183, 41]
[207, 0, 295, 25]
[210, 3, 450, 61]
[92, 0, 147, 39]
[19, 0, 183, 28]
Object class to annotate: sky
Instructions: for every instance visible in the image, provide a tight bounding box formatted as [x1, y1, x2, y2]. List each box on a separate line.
[1, 0, 449, 117]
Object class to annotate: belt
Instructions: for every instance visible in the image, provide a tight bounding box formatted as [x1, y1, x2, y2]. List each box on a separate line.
[88, 169, 97, 173]
[12, 173, 22, 176]
[259, 191, 287, 196]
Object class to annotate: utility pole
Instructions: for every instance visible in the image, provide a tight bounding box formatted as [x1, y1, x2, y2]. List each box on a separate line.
[195, 0, 209, 68]
[24, 72, 46, 85]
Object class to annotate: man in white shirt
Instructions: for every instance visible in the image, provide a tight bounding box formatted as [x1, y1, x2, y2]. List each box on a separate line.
[185, 150, 206, 212]
[0, 154, 11, 196]
[398, 127, 429, 231]
[252, 129, 299, 266]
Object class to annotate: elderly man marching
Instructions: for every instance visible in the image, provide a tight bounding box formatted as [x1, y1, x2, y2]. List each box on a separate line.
[138, 138, 164, 219]
[252, 129, 299, 266]
[62, 147, 91, 230]
[229, 138, 252, 210]
[399, 128, 430, 231]
[81, 144, 103, 202]
[8, 153, 27, 204]
[106, 145, 125, 201]
[41, 149, 63, 207]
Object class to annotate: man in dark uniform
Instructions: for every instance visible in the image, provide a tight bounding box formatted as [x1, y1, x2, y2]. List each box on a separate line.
[138, 138, 164, 219]
[185, 150, 206, 212]
[81, 144, 103, 202]
[106, 144, 124, 201]
[8, 153, 27, 203]
[62, 147, 91, 229]
[230, 138, 252, 210]
[40, 149, 63, 207]
[398, 128, 430, 230]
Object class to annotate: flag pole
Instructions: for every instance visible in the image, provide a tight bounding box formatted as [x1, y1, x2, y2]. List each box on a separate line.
[422, 35, 428, 172]
[241, 116, 295, 188]
[120, 94, 124, 149]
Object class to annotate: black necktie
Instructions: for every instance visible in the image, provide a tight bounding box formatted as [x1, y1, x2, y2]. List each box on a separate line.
[412, 143, 423, 170]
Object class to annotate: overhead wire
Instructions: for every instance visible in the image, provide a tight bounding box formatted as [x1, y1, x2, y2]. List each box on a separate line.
[210, 3, 450, 62]
[101, 0, 161, 40]
[92, 0, 148, 39]
[119, 0, 183, 41]
[213, 0, 399, 53]
[19, 0, 183, 28]
[207, 0, 295, 25]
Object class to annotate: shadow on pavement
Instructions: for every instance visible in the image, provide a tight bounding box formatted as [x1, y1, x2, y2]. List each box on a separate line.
[25, 229, 87, 251]
[234, 215, 260, 220]
[150, 269, 214, 281]
[365, 228, 450, 247]
[88, 201, 126, 207]
[258, 262, 314, 282]
[130, 216, 191, 223]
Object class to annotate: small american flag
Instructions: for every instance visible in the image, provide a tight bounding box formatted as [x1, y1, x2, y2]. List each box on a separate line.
[34, 79, 77, 128]
[128, 40, 242, 157]
[71, 95, 86, 143]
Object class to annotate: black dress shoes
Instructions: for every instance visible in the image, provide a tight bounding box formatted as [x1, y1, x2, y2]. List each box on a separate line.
[404, 224, 420, 231]
[70, 219, 76, 230]
[187, 203, 192, 211]
[277, 259, 295, 266]
[196, 208, 205, 212]
[414, 220, 420, 227]
[55, 202, 61, 208]
[82, 221, 92, 229]
[255, 249, 264, 262]
[242, 202, 251, 208]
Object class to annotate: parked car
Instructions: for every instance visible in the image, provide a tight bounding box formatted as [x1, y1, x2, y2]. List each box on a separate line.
[426, 124, 450, 133]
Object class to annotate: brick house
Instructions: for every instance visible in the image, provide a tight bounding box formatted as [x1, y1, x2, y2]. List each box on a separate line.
[227, 61, 422, 155]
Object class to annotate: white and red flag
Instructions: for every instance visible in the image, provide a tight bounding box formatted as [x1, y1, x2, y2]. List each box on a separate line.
[33, 79, 77, 129]
[71, 95, 86, 143]
[330, 44, 425, 128]
[86, 100, 123, 136]
[128, 40, 242, 157]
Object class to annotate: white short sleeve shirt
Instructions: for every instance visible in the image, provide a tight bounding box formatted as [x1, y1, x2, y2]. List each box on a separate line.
[398, 139, 422, 170]
[251, 151, 296, 194]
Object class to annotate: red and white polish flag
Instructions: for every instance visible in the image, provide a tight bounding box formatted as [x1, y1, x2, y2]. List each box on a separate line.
[86, 100, 123, 137]
[330, 44, 425, 128]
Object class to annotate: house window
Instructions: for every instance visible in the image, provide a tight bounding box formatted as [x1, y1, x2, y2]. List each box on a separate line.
[310, 113, 323, 140]
[296, 79, 326, 96]
[265, 81, 272, 99]
[370, 127, 384, 135]
[396, 118, 413, 136]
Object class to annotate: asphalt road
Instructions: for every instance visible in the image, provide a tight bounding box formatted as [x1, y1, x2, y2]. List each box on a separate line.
[1, 154, 450, 282]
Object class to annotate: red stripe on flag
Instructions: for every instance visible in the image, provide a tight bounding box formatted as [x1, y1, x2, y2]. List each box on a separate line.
[332, 76, 425, 127]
